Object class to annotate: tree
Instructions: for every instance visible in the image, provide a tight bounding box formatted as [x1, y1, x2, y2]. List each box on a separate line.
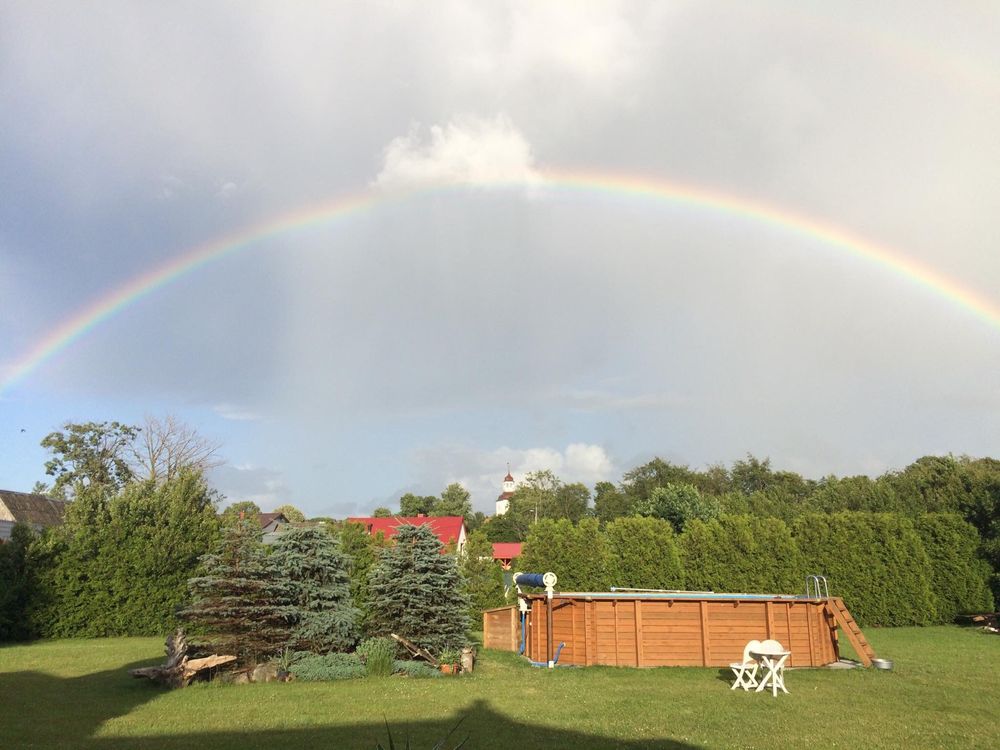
[274, 504, 306, 522]
[182, 519, 297, 664]
[0, 524, 38, 641]
[594, 481, 633, 524]
[482, 508, 527, 543]
[129, 414, 222, 484]
[460, 530, 507, 621]
[399, 493, 436, 516]
[621, 458, 699, 509]
[366, 524, 469, 656]
[272, 526, 360, 652]
[221, 500, 261, 527]
[550, 482, 591, 522]
[435, 483, 472, 520]
[510, 470, 561, 525]
[372, 506, 393, 518]
[338, 521, 384, 631]
[40, 421, 139, 498]
[636, 483, 720, 533]
[914, 514, 994, 621]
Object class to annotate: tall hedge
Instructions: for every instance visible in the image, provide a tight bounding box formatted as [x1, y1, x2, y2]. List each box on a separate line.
[520, 518, 613, 591]
[604, 517, 684, 589]
[679, 515, 803, 595]
[460, 530, 508, 621]
[793, 512, 937, 626]
[914, 513, 994, 621]
[27, 471, 220, 637]
[0, 524, 37, 641]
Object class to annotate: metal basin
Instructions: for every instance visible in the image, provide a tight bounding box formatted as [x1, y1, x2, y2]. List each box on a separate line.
[871, 658, 893, 670]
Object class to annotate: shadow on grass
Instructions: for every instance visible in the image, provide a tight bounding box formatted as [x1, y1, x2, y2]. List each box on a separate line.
[0, 662, 700, 749]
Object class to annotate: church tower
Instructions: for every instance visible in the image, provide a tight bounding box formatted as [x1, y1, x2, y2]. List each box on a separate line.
[495, 466, 515, 515]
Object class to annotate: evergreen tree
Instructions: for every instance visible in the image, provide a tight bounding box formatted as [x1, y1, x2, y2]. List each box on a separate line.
[520, 518, 613, 591]
[914, 513, 994, 621]
[460, 530, 507, 621]
[339, 521, 384, 631]
[272, 526, 360, 652]
[366, 524, 469, 656]
[0, 524, 38, 641]
[182, 520, 297, 664]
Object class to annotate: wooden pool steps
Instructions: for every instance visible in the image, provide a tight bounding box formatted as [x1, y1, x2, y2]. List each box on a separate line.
[827, 596, 876, 667]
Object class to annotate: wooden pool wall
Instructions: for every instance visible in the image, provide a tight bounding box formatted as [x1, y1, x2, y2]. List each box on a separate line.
[484, 594, 843, 668]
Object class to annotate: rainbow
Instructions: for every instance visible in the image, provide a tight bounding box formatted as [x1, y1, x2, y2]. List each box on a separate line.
[4, 169, 999, 396]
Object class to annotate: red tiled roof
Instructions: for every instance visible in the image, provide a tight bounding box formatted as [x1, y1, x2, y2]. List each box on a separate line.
[492, 542, 522, 559]
[346, 515, 465, 546]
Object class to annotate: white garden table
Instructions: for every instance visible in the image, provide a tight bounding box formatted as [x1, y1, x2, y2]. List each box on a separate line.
[750, 645, 791, 697]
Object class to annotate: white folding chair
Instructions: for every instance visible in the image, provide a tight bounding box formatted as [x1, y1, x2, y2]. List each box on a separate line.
[730, 639, 761, 690]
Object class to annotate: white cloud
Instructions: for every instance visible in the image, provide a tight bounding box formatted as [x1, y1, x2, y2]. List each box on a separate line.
[373, 114, 543, 189]
[411, 442, 617, 513]
[210, 463, 287, 510]
[212, 403, 262, 422]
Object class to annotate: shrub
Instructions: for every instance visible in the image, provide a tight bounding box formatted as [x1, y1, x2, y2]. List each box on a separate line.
[289, 652, 365, 681]
[393, 660, 442, 678]
[367, 524, 470, 657]
[357, 637, 396, 677]
[604, 516, 684, 590]
[914, 513, 994, 620]
[679, 515, 803, 595]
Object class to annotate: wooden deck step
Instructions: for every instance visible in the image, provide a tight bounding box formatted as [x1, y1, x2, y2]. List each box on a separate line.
[827, 597, 876, 667]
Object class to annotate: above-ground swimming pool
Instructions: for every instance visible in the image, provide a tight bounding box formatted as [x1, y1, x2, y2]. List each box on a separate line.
[484, 590, 872, 668]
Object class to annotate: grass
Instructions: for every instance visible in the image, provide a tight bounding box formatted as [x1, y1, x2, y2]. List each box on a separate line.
[1, 627, 998, 749]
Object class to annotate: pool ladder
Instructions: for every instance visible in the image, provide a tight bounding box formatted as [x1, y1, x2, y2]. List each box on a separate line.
[805, 574, 830, 599]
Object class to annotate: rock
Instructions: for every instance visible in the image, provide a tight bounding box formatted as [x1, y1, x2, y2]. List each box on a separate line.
[251, 662, 280, 683]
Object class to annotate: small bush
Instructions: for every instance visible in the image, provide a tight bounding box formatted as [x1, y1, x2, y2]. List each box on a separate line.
[357, 637, 396, 677]
[288, 652, 364, 681]
[393, 660, 442, 678]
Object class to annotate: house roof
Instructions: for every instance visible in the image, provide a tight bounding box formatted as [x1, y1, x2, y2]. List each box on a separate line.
[0, 490, 67, 528]
[492, 542, 522, 560]
[346, 515, 466, 546]
[258, 512, 288, 529]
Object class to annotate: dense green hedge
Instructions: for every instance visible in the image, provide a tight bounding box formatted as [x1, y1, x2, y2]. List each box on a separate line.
[792, 513, 937, 626]
[680, 515, 803, 595]
[27, 471, 220, 638]
[914, 513, 994, 621]
[520, 518, 613, 591]
[604, 517, 683, 589]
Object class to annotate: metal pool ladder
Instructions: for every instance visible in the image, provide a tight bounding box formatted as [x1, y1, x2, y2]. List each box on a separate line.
[805, 574, 830, 599]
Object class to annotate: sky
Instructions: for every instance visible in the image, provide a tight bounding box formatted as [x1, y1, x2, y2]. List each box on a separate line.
[2, 1, 999, 518]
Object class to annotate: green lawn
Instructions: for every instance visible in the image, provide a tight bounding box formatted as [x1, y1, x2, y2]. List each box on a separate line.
[1, 627, 997, 749]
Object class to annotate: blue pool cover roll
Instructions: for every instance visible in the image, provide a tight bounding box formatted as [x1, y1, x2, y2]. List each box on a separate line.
[514, 572, 546, 588]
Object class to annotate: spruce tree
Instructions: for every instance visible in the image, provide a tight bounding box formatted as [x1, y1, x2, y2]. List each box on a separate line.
[272, 526, 360, 653]
[367, 524, 469, 656]
[182, 519, 296, 664]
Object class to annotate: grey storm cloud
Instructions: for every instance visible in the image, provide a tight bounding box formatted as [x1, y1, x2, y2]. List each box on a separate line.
[1, 1, 998, 513]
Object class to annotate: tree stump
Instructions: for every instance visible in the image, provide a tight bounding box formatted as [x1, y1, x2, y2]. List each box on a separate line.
[129, 629, 236, 687]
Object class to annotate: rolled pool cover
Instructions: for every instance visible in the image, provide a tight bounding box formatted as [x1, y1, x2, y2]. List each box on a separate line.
[514, 572, 547, 588]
